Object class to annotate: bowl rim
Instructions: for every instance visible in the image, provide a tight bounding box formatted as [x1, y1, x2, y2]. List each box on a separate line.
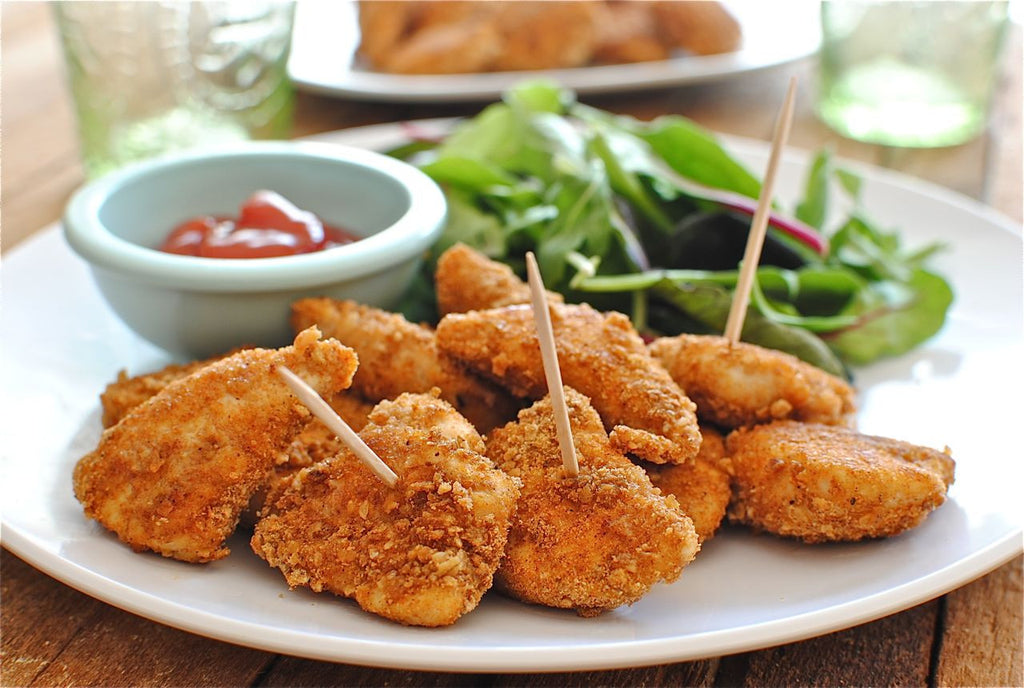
[62, 141, 447, 292]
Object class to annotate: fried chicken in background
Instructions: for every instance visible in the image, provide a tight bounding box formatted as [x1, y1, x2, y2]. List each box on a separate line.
[356, 0, 742, 75]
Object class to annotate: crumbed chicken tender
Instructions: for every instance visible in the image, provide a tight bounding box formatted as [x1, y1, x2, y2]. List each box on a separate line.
[96, 349, 373, 526]
[487, 387, 699, 616]
[244, 391, 375, 526]
[435, 243, 563, 316]
[649, 334, 856, 429]
[292, 297, 519, 433]
[436, 302, 702, 464]
[251, 391, 519, 627]
[72, 328, 358, 563]
[644, 426, 732, 543]
[725, 421, 955, 543]
[99, 349, 248, 428]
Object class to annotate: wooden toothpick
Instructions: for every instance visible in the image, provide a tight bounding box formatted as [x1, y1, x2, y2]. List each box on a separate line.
[525, 252, 579, 478]
[276, 366, 398, 487]
[723, 76, 799, 344]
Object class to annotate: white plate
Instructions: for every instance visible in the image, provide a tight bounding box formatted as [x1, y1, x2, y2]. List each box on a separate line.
[287, 1, 821, 102]
[2, 123, 1022, 672]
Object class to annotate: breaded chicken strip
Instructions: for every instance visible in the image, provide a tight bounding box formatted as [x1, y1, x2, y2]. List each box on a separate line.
[725, 421, 955, 543]
[649, 334, 856, 429]
[244, 391, 375, 526]
[252, 391, 519, 627]
[99, 350, 243, 428]
[487, 387, 699, 616]
[98, 347, 371, 460]
[97, 349, 373, 526]
[435, 243, 563, 316]
[643, 425, 732, 543]
[72, 328, 358, 563]
[292, 297, 519, 433]
[436, 302, 702, 464]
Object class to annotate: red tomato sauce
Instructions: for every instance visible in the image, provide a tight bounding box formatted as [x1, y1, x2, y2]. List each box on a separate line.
[159, 191, 359, 259]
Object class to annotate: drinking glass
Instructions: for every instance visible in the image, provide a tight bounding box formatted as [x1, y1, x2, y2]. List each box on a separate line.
[817, 1, 1009, 147]
[54, 1, 296, 178]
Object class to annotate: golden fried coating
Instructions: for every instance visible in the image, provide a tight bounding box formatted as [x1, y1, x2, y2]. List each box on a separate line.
[436, 302, 702, 464]
[292, 297, 519, 433]
[98, 349, 372, 527]
[649, 334, 857, 429]
[644, 426, 732, 543]
[651, 1, 742, 56]
[98, 350, 246, 428]
[435, 243, 563, 316]
[72, 328, 358, 563]
[486, 387, 699, 616]
[251, 391, 519, 627]
[244, 391, 376, 526]
[725, 421, 955, 543]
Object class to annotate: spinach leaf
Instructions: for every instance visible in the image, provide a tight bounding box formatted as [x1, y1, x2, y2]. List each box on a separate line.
[823, 269, 954, 364]
[393, 80, 953, 372]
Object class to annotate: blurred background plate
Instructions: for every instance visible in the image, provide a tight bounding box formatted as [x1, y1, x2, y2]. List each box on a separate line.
[287, 1, 822, 102]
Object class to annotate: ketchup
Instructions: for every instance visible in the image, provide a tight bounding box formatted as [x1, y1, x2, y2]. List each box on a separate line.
[159, 191, 359, 258]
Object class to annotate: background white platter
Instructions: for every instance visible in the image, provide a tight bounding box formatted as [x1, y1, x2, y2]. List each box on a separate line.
[287, 1, 821, 102]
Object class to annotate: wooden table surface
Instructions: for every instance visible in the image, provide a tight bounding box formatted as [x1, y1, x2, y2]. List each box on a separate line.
[2, 3, 1021, 686]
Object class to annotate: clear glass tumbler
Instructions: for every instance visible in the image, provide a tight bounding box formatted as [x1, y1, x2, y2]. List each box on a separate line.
[817, 1, 1009, 148]
[54, 1, 296, 178]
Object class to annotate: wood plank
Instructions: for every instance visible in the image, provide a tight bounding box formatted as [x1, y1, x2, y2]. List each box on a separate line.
[491, 660, 718, 687]
[728, 601, 938, 687]
[0, 550, 108, 687]
[257, 657, 484, 687]
[30, 602, 275, 687]
[0, 551, 275, 687]
[934, 556, 1023, 688]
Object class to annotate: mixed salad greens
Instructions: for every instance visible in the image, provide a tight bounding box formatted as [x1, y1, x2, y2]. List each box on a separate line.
[392, 81, 953, 378]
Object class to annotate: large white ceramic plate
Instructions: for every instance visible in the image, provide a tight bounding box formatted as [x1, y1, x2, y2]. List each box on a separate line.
[287, 1, 821, 102]
[2, 123, 1022, 673]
